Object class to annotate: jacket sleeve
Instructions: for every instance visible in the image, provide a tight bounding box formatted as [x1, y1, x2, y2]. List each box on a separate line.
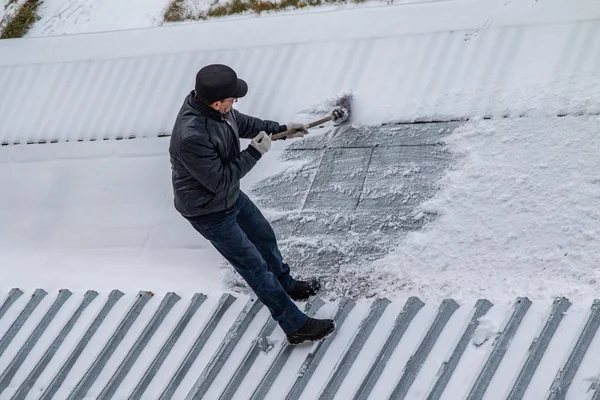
[180, 134, 260, 194]
[232, 109, 284, 139]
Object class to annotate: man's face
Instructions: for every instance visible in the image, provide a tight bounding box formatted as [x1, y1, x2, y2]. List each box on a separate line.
[212, 97, 237, 114]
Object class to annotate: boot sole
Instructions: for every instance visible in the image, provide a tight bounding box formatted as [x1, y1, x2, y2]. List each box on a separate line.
[286, 323, 335, 345]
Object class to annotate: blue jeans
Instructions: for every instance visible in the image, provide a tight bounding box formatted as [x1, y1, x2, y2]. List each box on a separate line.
[186, 191, 308, 334]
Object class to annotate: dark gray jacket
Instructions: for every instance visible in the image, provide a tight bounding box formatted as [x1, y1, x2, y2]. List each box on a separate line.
[169, 91, 284, 218]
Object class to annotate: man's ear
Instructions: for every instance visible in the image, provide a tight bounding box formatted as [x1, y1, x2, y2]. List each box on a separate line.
[210, 101, 221, 111]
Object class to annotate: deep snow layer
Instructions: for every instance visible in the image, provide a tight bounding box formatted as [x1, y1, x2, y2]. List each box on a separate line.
[370, 115, 600, 304]
[0, 136, 292, 295]
[1, 0, 599, 145]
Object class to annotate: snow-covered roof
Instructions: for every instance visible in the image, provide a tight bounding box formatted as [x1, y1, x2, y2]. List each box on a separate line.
[0, 0, 598, 145]
[1, 1, 599, 397]
[0, 288, 598, 399]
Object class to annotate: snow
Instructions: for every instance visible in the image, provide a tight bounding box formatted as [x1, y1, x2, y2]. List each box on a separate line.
[1, 2, 600, 398]
[17, 0, 435, 38]
[0, 128, 333, 298]
[472, 315, 500, 348]
[2, 0, 600, 147]
[26, 0, 169, 36]
[0, 0, 598, 305]
[0, 139, 228, 296]
[368, 116, 600, 304]
[21, 0, 588, 39]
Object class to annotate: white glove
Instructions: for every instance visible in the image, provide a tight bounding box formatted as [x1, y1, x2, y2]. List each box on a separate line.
[249, 131, 272, 155]
[286, 122, 308, 138]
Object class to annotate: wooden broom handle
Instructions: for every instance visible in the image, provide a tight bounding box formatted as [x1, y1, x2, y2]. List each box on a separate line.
[271, 115, 334, 141]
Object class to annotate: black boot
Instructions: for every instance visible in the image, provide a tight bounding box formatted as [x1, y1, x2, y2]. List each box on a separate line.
[286, 317, 335, 345]
[287, 277, 321, 301]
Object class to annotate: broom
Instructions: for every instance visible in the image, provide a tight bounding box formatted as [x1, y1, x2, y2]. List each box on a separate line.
[272, 93, 353, 141]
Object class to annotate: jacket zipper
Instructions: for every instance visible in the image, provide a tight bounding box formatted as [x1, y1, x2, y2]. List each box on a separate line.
[224, 118, 234, 210]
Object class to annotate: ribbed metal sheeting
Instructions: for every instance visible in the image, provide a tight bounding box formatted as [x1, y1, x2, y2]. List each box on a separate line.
[0, 289, 599, 399]
[0, 4, 599, 145]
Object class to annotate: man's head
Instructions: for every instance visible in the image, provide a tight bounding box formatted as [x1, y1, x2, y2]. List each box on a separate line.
[194, 64, 248, 114]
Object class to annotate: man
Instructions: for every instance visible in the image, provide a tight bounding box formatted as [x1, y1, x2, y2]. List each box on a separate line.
[169, 64, 335, 344]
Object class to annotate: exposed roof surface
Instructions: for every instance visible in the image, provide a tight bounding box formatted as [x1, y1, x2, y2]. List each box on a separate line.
[252, 122, 457, 297]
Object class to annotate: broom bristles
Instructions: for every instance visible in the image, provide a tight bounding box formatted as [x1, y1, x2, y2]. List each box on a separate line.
[334, 93, 353, 115]
[331, 92, 353, 123]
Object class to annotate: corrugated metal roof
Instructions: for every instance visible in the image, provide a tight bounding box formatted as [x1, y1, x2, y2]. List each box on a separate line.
[0, 1, 598, 145]
[0, 288, 598, 399]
